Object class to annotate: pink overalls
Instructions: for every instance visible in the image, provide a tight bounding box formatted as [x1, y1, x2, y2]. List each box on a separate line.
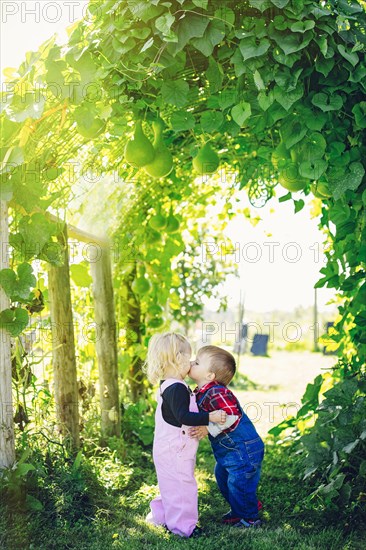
[146, 378, 199, 537]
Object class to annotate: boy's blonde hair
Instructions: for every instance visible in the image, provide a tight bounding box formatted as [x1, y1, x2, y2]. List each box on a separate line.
[145, 332, 191, 385]
[197, 345, 236, 386]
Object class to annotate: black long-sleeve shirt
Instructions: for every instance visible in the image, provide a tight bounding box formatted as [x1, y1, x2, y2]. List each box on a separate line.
[160, 381, 210, 428]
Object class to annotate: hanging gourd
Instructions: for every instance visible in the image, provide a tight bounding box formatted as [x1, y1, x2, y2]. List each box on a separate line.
[192, 142, 219, 176]
[144, 120, 174, 178]
[124, 120, 155, 168]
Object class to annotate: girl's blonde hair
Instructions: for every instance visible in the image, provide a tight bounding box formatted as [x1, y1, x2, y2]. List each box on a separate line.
[145, 332, 191, 385]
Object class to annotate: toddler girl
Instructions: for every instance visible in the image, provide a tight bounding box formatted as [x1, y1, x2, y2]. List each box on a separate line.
[145, 332, 226, 538]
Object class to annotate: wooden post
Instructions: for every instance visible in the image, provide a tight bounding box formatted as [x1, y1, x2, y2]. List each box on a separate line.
[90, 245, 121, 440]
[48, 225, 80, 450]
[0, 201, 16, 468]
[125, 266, 145, 402]
[314, 287, 319, 352]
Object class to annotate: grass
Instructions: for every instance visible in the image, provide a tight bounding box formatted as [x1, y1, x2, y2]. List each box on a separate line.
[1, 352, 364, 549]
[1, 437, 365, 550]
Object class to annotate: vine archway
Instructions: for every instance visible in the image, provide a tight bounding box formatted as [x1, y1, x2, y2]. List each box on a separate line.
[1, 0, 365, 515]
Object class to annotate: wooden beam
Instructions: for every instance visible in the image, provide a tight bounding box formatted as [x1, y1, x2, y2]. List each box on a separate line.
[0, 201, 15, 468]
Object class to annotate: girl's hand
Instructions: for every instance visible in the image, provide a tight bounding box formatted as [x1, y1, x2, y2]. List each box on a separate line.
[188, 426, 208, 440]
[209, 410, 227, 424]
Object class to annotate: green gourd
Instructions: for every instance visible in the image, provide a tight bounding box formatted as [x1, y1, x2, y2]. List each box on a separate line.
[192, 142, 219, 175]
[149, 205, 167, 230]
[124, 120, 155, 168]
[144, 121, 174, 178]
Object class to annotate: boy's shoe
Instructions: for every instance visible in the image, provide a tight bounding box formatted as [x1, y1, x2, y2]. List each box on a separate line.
[232, 518, 262, 529]
[222, 501, 263, 524]
[221, 511, 241, 525]
[189, 526, 205, 538]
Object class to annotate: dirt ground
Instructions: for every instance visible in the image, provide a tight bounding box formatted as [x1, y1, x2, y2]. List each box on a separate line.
[233, 350, 337, 436]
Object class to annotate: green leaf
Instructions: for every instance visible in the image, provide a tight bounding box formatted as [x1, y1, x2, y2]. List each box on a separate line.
[271, 0, 290, 7]
[248, 0, 272, 11]
[70, 264, 92, 288]
[280, 117, 307, 149]
[290, 20, 315, 33]
[0, 307, 29, 336]
[127, 0, 164, 22]
[258, 90, 274, 111]
[312, 93, 343, 112]
[170, 111, 195, 132]
[206, 57, 223, 93]
[337, 44, 359, 67]
[26, 494, 44, 511]
[200, 111, 224, 132]
[6, 93, 45, 123]
[16, 463, 36, 476]
[231, 101, 251, 126]
[352, 102, 366, 129]
[0, 146, 24, 174]
[329, 162, 365, 200]
[193, 0, 208, 8]
[294, 199, 305, 213]
[161, 80, 189, 108]
[272, 30, 313, 55]
[299, 159, 327, 180]
[168, 13, 209, 54]
[191, 21, 225, 56]
[155, 13, 175, 35]
[0, 263, 36, 301]
[253, 70, 265, 90]
[274, 84, 303, 111]
[279, 192, 292, 202]
[239, 38, 270, 61]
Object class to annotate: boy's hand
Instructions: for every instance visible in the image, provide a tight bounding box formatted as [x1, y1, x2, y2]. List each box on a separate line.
[209, 410, 227, 424]
[189, 426, 208, 440]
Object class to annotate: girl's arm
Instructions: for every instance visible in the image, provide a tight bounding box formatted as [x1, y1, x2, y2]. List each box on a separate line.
[162, 384, 226, 426]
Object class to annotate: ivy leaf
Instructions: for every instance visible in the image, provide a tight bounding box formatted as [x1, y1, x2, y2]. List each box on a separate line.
[0, 263, 36, 301]
[352, 102, 366, 129]
[248, 0, 272, 11]
[337, 44, 359, 67]
[273, 30, 313, 55]
[127, 0, 164, 22]
[0, 307, 29, 336]
[253, 70, 265, 90]
[280, 117, 307, 149]
[329, 162, 365, 200]
[299, 159, 327, 180]
[193, 0, 208, 8]
[200, 111, 224, 132]
[168, 14, 209, 54]
[294, 199, 305, 213]
[191, 21, 225, 57]
[258, 90, 274, 111]
[290, 20, 315, 33]
[239, 38, 270, 60]
[170, 111, 195, 132]
[206, 57, 223, 93]
[70, 263, 92, 288]
[161, 80, 189, 108]
[6, 93, 45, 123]
[312, 92, 343, 111]
[274, 84, 303, 110]
[271, 0, 290, 7]
[155, 13, 177, 41]
[231, 101, 252, 126]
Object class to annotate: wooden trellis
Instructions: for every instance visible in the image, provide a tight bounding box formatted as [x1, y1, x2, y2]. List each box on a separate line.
[0, 204, 120, 467]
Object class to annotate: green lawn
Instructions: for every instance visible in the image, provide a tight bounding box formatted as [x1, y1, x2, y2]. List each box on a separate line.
[1, 437, 365, 550]
[1, 352, 364, 549]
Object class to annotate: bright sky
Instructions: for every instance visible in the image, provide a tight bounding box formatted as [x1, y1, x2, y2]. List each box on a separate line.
[1, 2, 337, 312]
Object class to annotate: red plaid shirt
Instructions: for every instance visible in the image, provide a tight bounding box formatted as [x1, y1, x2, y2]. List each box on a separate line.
[194, 381, 242, 432]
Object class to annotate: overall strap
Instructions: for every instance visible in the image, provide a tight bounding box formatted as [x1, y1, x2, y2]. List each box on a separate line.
[159, 378, 188, 397]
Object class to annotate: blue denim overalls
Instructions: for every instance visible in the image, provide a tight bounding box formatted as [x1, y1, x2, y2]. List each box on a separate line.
[197, 385, 264, 520]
